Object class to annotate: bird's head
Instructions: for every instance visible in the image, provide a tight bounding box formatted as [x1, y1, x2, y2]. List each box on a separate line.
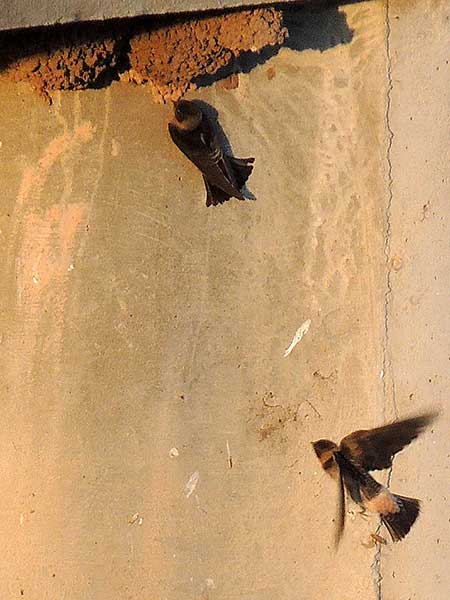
[312, 439, 339, 476]
[312, 439, 338, 460]
[173, 99, 202, 131]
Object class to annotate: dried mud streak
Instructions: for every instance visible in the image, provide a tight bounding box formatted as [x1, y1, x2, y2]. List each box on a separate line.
[372, 1, 396, 598]
[0, 8, 286, 102]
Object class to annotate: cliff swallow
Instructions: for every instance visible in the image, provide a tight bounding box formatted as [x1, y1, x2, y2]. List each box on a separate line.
[312, 412, 437, 546]
[168, 99, 254, 207]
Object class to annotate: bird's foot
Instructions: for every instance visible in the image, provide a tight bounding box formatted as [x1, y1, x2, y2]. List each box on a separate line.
[347, 507, 369, 520]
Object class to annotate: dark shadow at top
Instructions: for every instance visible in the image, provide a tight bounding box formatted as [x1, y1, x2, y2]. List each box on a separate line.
[192, 99, 256, 201]
[194, 2, 355, 90]
[283, 2, 354, 53]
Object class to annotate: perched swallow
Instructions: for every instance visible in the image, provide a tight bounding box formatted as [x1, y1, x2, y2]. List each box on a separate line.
[312, 412, 437, 545]
[168, 99, 254, 207]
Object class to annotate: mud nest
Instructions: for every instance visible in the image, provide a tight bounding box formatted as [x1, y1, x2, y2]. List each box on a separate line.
[0, 8, 287, 102]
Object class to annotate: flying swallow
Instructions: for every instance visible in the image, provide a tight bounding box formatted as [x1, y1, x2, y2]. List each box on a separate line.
[168, 99, 254, 207]
[312, 412, 438, 545]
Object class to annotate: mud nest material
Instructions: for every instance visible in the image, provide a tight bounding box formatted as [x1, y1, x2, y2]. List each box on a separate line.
[127, 8, 287, 101]
[0, 8, 287, 102]
[0, 27, 122, 100]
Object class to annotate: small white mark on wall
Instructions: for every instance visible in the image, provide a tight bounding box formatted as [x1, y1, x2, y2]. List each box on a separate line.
[111, 138, 120, 157]
[128, 512, 143, 525]
[226, 439, 233, 469]
[185, 471, 200, 498]
[284, 319, 311, 357]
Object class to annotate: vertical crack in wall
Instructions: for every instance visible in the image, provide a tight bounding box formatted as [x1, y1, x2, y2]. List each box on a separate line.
[382, 0, 396, 420]
[372, 1, 396, 599]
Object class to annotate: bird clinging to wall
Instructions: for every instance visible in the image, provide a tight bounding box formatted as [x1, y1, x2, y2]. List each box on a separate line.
[168, 99, 254, 207]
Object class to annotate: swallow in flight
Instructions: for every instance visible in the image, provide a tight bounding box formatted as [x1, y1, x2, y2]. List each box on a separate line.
[168, 99, 254, 207]
[312, 411, 438, 545]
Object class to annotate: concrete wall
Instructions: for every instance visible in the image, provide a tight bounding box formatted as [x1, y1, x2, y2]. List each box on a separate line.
[0, 0, 299, 32]
[1, 1, 449, 599]
[382, 1, 450, 596]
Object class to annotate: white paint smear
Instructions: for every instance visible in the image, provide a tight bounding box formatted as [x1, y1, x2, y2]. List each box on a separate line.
[284, 319, 311, 357]
[226, 439, 232, 468]
[184, 471, 200, 498]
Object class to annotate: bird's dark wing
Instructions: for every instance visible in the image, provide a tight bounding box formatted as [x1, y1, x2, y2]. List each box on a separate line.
[168, 122, 244, 201]
[340, 412, 438, 471]
[334, 466, 346, 548]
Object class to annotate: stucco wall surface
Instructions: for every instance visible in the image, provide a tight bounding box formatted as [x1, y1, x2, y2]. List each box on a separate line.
[0, 1, 449, 599]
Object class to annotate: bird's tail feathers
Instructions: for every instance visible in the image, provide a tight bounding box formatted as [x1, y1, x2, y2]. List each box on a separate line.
[228, 156, 254, 190]
[382, 494, 420, 542]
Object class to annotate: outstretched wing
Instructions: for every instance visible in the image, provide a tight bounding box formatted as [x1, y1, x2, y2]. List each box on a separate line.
[340, 412, 438, 471]
[334, 466, 346, 548]
[168, 122, 244, 200]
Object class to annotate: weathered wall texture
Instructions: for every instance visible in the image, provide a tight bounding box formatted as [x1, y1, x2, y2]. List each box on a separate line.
[0, 1, 448, 599]
[380, 0, 450, 597]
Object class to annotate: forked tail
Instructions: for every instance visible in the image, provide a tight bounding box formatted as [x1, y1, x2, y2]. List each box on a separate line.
[382, 494, 420, 542]
[229, 156, 255, 189]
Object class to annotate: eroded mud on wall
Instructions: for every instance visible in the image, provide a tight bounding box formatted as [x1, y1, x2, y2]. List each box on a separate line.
[0, 7, 287, 102]
[0, 26, 123, 99]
